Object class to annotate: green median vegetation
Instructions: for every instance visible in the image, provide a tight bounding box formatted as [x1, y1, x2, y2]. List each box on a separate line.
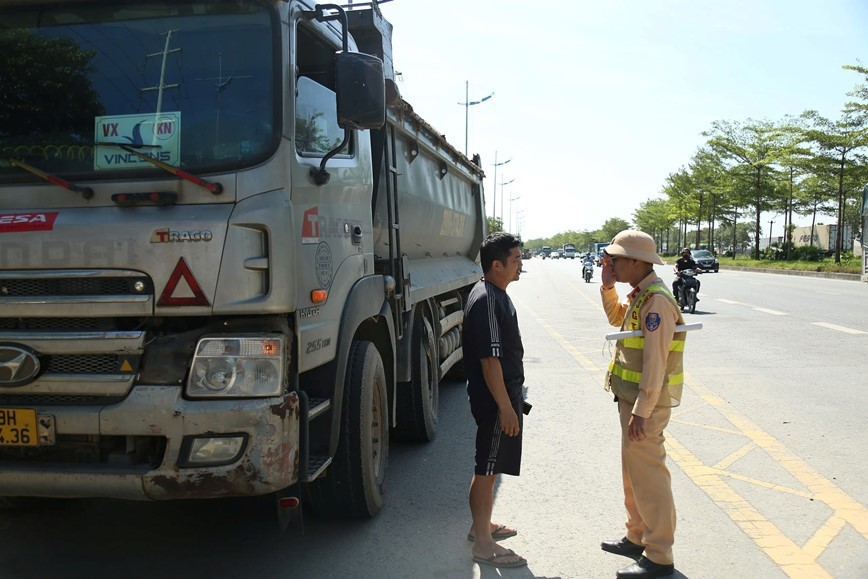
[715, 251, 861, 275]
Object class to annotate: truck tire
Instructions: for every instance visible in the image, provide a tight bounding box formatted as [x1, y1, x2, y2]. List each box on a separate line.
[394, 314, 438, 442]
[307, 340, 389, 519]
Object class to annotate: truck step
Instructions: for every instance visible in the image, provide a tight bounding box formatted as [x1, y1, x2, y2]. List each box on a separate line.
[308, 396, 330, 420]
[304, 455, 332, 482]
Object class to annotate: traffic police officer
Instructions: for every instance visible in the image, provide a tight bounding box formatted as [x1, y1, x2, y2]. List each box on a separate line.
[599, 230, 685, 578]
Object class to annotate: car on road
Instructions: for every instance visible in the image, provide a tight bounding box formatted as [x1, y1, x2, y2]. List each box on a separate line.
[692, 249, 719, 272]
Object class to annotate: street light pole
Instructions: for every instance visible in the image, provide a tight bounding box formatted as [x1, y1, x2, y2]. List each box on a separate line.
[500, 176, 515, 226]
[769, 219, 774, 249]
[491, 151, 511, 220]
[515, 209, 525, 238]
[509, 194, 520, 232]
[458, 81, 493, 157]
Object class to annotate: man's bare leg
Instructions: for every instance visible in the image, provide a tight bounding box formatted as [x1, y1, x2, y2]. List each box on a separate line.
[467, 481, 517, 540]
[469, 474, 523, 564]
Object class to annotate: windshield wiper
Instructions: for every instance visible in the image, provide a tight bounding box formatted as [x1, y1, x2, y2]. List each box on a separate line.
[96, 142, 223, 195]
[6, 158, 94, 199]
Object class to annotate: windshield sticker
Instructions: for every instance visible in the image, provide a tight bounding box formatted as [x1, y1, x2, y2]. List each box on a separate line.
[94, 112, 181, 171]
[0, 212, 59, 233]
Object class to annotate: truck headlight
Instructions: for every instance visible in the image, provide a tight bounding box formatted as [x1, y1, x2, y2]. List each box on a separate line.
[187, 336, 285, 398]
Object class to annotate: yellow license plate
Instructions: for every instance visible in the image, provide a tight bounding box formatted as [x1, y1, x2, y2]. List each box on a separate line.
[0, 408, 39, 447]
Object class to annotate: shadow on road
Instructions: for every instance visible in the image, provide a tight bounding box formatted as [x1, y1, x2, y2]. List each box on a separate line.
[0, 379, 544, 579]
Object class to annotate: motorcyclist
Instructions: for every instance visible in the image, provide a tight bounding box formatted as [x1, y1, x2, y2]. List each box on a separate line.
[672, 248, 700, 301]
[582, 253, 595, 279]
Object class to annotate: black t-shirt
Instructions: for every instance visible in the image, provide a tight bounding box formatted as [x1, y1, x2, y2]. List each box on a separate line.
[463, 279, 525, 405]
[675, 256, 697, 271]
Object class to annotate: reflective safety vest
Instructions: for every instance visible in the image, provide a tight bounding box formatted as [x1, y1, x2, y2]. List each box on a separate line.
[605, 282, 686, 407]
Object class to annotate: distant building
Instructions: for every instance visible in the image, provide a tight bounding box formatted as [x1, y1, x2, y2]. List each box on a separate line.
[791, 224, 853, 252]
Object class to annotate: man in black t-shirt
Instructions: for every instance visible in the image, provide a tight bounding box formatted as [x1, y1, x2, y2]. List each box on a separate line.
[462, 232, 527, 569]
[672, 247, 700, 297]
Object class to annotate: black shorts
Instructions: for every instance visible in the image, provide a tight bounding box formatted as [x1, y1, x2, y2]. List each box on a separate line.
[468, 389, 523, 476]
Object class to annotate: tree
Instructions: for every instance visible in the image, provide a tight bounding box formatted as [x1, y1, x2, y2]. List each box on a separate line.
[486, 216, 504, 235]
[687, 147, 730, 250]
[634, 198, 676, 252]
[704, 119, 782, 259]
[800, 109, 868, 263]
[599, 218, 631, 242]
[662, 168, 695, 250]
[771, 117, 813, 259]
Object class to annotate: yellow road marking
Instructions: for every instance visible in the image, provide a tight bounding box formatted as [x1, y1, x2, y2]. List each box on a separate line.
[513, 294, 868, 578]
[715, 470, 813, 499]
[666, 433, 834, 579]
[802, 515, 848, 560]
[516, 298, 601, 374]
[712, 441, 755, 470]
[679, 375, 868, 578]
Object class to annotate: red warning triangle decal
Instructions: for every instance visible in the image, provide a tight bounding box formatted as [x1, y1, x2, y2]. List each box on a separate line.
[157, 257, 211, 307]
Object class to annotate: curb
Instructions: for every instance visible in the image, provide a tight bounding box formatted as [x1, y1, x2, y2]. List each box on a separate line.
[720, 266, 863, 282]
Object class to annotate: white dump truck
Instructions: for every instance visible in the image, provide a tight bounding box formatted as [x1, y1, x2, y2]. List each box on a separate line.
[0, 0, 485, 523]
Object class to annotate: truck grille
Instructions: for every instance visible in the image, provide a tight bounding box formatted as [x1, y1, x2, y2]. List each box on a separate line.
[0, 277, 148, 296]
[0, 269, 154, 318]
[46, 354, 125, 374]
[0, 394, 125, 406]
[0, 318, 105, 331]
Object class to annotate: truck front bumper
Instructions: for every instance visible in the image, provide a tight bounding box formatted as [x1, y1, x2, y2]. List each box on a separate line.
[0, 386, 300, 501]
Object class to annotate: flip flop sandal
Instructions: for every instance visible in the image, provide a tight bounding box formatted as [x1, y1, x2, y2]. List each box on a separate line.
[472, 549, 527, 569]
[467, 524, 518, 542]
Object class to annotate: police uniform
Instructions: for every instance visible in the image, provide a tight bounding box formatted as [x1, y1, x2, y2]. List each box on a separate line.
[601, 271, 685, 567]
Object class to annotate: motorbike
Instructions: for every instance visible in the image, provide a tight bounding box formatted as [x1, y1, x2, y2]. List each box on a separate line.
[675, 269, 701, 313]
[582, 259, 594, 283]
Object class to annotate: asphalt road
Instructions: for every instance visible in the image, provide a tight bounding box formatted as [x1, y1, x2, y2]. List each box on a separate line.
[2, 260, 866, 578]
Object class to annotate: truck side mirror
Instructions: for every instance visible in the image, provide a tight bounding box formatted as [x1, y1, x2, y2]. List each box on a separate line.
[336, 51, 386, 130]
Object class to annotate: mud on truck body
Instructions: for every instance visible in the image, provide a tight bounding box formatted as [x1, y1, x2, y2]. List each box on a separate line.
[0, 0, 485, 522]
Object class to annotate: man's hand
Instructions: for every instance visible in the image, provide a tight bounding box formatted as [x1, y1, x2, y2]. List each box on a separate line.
[601, 255, 616, 288]
[499, 405, 520, 437]
[627, 414, 646, 441]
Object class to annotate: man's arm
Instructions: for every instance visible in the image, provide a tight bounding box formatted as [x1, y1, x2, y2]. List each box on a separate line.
[600, 256, 627, 327]
[480, 357, 520, 437]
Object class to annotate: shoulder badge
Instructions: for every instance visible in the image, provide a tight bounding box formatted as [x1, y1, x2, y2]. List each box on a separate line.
[645, 312, 660, 332]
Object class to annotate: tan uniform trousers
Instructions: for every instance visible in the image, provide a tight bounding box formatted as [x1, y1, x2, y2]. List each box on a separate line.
[619, 399, 676, 565]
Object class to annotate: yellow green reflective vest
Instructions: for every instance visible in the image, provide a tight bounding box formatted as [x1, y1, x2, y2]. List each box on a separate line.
[605, 281, 686, 407]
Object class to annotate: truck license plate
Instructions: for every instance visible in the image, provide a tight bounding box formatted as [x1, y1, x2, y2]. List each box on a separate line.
[0, 408, 39, 447]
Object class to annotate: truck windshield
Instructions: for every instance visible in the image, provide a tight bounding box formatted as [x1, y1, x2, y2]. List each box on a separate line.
[0, 2, 276, 182]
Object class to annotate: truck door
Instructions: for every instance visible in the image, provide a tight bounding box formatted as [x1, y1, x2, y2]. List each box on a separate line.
[288, 11, 374, 373]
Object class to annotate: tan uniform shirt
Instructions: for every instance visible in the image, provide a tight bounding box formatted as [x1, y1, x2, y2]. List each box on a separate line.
[601, 272, 679, 417]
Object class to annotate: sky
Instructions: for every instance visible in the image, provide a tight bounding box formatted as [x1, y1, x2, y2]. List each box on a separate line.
[375, 0, 868, 241]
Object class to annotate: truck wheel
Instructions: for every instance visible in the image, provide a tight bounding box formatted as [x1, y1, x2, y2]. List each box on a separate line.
[310, 340, 389, 519]
[394, 314, 439, 442]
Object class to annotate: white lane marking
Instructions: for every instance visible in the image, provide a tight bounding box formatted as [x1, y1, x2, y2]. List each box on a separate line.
[753, 307, 788, 316]
[717, 299, 746, 305]
[816, 291, 839, 295]
[811, 322, 868, 335]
